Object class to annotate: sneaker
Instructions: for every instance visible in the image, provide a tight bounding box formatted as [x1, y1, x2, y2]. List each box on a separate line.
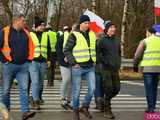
[22, 111, 35, 120]
[60, 98, 67, 109]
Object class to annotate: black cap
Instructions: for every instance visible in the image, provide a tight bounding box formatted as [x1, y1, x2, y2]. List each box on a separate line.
[79, 15, 90, 24]
[34, 17, 45, 28]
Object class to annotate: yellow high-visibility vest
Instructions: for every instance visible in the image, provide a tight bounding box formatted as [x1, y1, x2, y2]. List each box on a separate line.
[48, 31, 57, 52]
[141, 35, 160, 66]
[63, 31, 70, 49]
[30, 32, 48, 59]
[72, 31, 96, 63]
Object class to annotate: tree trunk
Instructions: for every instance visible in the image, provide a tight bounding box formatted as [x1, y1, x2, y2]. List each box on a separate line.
[121, 0, 129, 58]
[92, 0, 96, 13]
[56, 0, 62, 31]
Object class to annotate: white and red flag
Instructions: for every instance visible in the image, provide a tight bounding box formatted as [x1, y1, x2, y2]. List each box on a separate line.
[155, 0, 160, 16]
[83, 9, 104, 33]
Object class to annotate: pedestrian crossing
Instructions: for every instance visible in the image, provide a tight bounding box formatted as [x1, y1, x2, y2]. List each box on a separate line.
[5, 80, 159, 112]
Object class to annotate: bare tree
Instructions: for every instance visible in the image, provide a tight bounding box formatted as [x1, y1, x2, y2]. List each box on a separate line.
[121, 0, 129, 58]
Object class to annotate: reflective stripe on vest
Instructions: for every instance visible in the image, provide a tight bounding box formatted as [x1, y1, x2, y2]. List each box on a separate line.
[72, 31, 96, 63]
[1, 26, 34, 61]
[30, 32, 48, 59]
[48, 31, 57, 52]
[63, 31, 70, 49]
[141, 35, 160, 66]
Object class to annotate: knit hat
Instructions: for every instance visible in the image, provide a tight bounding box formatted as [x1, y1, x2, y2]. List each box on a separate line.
[153, 24, 160, 32]
[153, 24, 160, 36]
[104, 20, 114, 32]
[147, 27, 156, 34]
[79, 15, 90, 24]
[34, 17, 45, 28]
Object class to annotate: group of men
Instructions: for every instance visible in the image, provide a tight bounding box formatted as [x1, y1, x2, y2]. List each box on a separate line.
[0, 12, 131, 120]
[56, 15, 121, 120]
[1, 10, 160, 120]
[0, 14, 57, 120]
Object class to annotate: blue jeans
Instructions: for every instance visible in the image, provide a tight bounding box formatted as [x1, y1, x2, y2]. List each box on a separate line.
[2, 62, 30, 112]
[29, 61, 47, 101]
[72, 66, 95, 110]
[143, 73, 159, 112]
[95, 73, 104, 98]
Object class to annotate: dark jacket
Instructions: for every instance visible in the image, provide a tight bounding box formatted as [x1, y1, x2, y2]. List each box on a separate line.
[56, 34, 69, 67]
[98, 34, 121, 70]
[0, 26, 30, 64]
[64, 29, 94, 68]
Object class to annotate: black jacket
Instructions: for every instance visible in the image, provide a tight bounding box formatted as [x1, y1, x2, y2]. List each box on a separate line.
[0, 26, 30, 64]
[56, 34, 69, 67]
[97, 34, 121, 70]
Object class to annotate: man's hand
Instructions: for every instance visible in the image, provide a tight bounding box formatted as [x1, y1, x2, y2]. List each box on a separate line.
[73, 64, 80, 68]
[47, 61, 51, 68]
[64, 57, 68, 63]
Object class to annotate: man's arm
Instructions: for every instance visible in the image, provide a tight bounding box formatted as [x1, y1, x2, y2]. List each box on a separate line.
[97, 39, 105, 64]
[64, 33, 77, 66]
[56, 35, 64, 63]
[133, 40, 145, 71]
[0, 30, 4, 48]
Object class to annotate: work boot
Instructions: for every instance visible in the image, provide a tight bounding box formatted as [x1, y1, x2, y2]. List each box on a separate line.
[104, 102, 115, 119]
[29, 96, 34, 108]
[33, 101, 41, 110]
[97, 97, 104, 112]
[79, 106, 92, 119]
[40, 99, 44, 105]
[22, 111, 36, 120]
[73, 110, 80, 120]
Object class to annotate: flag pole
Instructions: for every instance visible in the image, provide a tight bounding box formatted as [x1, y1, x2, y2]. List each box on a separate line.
[154, 0, 160, 24]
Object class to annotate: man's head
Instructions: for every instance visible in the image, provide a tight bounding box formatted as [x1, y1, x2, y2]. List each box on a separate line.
[146, 27, 156, 37]
[12, 14, 26, 30]
[104, 20, 116, 37]
[34, 17, 45, 32]
[46, 24, 53, 31]
[79, 15, 90, 32]
[63, 26, 71, 32]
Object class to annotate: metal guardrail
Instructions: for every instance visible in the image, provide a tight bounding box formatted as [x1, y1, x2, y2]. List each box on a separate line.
[121, 58, 134, 67]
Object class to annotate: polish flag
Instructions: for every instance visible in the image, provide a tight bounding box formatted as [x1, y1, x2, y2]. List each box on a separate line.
[84, 9, 104, 33]
[155, 0, 160, 16]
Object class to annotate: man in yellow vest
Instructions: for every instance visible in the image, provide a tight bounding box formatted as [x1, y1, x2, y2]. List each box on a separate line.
[29, 17, 50, 110]
[64, 15, 96, 120]
[134, 25, 159, 112]
[45, 25, 57, 87]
